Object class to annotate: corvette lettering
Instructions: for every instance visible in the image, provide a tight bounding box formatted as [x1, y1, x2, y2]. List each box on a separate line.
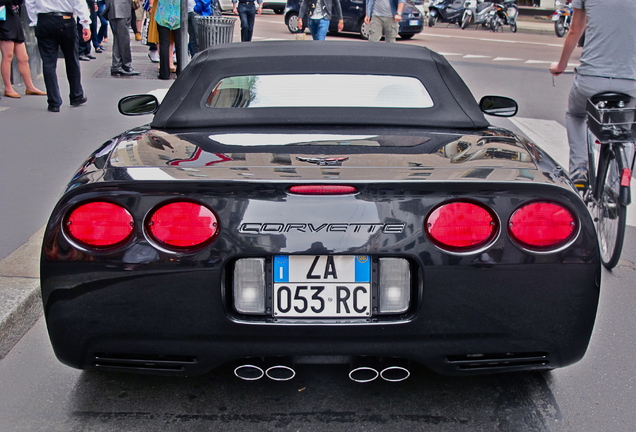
[239, 223, 406, 234]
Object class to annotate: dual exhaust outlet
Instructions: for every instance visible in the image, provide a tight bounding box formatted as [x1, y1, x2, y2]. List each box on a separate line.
[234, 357, 410, 382]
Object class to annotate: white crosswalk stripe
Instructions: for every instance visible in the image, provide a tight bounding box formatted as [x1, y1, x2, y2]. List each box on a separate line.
[512, 117, 636, 227]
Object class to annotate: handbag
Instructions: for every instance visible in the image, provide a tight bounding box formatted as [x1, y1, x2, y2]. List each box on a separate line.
[140, 16, 150, 45]
[0, 6, 6, 21]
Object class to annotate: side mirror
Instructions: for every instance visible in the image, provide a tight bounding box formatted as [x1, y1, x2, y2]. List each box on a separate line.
[118, 94, 159, 116]
[479, 96, 518, 117]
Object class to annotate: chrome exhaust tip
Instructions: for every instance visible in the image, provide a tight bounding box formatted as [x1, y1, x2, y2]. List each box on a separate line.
[380, 363, 410, 382]
[349, 357, 379, 383]
[265, 357, 296, 381]
[234, 359, 265, 381]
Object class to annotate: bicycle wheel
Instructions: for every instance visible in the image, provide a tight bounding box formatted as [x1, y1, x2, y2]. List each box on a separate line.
[596, 149, 626, 269]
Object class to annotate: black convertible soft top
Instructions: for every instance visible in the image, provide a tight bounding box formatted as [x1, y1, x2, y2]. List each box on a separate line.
[151, 41, 489, 130]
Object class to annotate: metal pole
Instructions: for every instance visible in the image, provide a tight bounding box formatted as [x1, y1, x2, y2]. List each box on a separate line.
[179, 0, 189, 68]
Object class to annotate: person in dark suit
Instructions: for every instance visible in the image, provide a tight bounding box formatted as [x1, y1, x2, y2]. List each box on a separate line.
[25, 0, 91, 112]
[104, 0, 140, 75]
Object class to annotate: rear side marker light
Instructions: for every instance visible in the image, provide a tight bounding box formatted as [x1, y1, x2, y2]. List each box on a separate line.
[146, 201, 218, 249]
[288, 185, 358, 195]
[508, 202, 576, 250]
[425, 201, 497, 252]
[65, 201, 134, 248]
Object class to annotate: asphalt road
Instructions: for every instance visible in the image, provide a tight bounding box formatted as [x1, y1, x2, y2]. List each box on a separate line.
[1, 14, 635, 432]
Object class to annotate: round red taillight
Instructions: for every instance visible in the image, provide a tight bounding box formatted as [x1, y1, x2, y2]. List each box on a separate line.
[288, 185, 358, 195]
[509, 202, 576, 249]
[65, 201, 134, 248]
[426, 201, 497, 251]
[146, 201, 218, 249]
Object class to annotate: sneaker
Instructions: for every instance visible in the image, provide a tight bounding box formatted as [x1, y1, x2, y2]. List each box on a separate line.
[570, 165, 589, 190]
[79, 54, 91, 61]
[148, 50, 160, 63]
[135, 32, 142, 41]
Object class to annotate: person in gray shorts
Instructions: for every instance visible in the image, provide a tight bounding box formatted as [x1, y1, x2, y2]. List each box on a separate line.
[550, 0, 636, 188]
[364, 0, 405, 43]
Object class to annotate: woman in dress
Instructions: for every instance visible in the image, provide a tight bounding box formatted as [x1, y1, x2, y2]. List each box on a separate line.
[0, 0, 46, 97]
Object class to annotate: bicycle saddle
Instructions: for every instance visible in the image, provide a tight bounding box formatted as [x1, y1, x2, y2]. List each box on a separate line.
[590, 92, 631, 105]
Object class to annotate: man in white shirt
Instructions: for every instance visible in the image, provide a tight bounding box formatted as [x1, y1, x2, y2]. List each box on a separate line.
[25, 0, 92, 112]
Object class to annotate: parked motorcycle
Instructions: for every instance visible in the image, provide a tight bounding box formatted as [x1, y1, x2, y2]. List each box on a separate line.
[489, 0, 518, 33]
[428, 0, 466, 27]
[552, 0, 572, 37]
[460, 0, 496, 30]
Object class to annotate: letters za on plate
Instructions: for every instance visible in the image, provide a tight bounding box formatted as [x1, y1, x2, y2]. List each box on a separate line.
[273, 256, 371, 318]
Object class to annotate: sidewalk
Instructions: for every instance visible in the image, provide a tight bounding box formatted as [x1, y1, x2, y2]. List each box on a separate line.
[0, 39, 172, 359]
[516, 14, 555, 35]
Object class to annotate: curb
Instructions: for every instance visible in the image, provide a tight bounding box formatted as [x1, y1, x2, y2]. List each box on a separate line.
[0, 229, 43, 359]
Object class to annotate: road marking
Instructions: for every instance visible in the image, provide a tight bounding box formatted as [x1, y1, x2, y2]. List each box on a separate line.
[493, 57, 522, 61]
[463, 54, 490, 59]
[423, 32, 563, 48]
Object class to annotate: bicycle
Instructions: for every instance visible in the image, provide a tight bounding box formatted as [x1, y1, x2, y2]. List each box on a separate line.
[581, 92, 636, 269]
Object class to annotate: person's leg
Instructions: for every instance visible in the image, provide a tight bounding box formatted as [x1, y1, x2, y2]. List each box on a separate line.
[244, 4, 256, 41]
[111, 17, 132, 70]
[35, 17, 64, 108]
[188, 11, 199, 56]
[130, 9, 139, 34]
[368, 16, 383, 42]
[0, 41, 17, 94]
[109, 18, 123, 70]
[173, 28, 182, 75]
[157, 24, 171, 79]
[307, 19, 319, 40]
[314, 19, 330, 40]
[566, 73, 606, 175]
[385, 17, 398, 43]
[237, 3, 250, 42]
[13, 42, 44, 93]
[59, 18, 85, 104]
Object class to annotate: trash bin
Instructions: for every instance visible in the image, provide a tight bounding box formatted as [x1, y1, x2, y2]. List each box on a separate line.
[195, 16, 236, 49]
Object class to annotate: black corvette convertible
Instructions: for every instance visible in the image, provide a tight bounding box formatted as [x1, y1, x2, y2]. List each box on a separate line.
[41, 41, 600, 381]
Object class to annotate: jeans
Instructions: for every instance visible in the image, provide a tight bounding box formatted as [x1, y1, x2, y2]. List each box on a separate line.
[237, 2, 256, 42]
[94, 1, 108, 46]
[35, 14, 85, 108]
[308, 18, 330, 40]
[188, 11, 200, 56]
[566, 72, 636, 173]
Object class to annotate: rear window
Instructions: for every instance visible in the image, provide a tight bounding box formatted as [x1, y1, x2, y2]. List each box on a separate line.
[205, 74, 434, 109]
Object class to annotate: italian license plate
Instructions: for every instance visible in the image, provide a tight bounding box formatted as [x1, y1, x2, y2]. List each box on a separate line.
[409, 20, 420, 26]
[273, 255, 371, 318]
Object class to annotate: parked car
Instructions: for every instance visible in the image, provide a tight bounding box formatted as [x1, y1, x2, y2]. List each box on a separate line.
[285, 0, 424, 40]
[41, 41, 600, 381]
[218, 0, 285, 14]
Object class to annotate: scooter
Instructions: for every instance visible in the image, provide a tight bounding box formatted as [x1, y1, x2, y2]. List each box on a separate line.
[428, 0, 466, 27]
[552, 0, 572, 37]
[460, 0, 496, 30]
[489, 0, 518, 33]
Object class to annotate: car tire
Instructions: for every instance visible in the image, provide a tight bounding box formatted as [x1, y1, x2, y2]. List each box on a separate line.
[286, 12, 304, 34]
[399, 34, 414, 40]
[359, 19, 370, 40]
